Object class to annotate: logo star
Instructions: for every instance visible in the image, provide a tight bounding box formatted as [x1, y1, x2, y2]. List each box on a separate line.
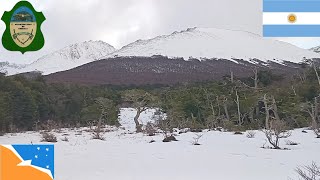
[35, 155, 38, 158]
[37, 147, 40, 150]
[46, 165, 49, 169]
[46, 148, 49, 151]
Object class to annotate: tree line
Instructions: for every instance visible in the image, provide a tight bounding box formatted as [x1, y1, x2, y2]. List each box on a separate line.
[0, 61, 320, 137]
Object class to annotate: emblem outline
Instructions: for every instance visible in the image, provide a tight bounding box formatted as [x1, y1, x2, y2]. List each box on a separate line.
[1, 1, 46, 54]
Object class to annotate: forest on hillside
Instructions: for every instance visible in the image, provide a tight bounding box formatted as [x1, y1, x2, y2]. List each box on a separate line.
[0, 61, 320, 142]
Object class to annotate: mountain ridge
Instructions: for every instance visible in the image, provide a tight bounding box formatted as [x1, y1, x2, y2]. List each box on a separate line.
[6, 40, 116, 75]
[105, 27, 320, 63]
[3, 27, 320, 78]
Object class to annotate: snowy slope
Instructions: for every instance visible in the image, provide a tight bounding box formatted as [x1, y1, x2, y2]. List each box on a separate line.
[0, 61, 27, 75]
[13, 41, 116, 75]
[0, 108, 319, 180]
[106, 27, 320, 63]
[310, 46, 320, 53]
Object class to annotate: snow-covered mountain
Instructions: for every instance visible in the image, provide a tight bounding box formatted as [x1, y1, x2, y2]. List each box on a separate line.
[310, 46, 320, 53]
[12, 40, 116, 75]
[0, 62, 27, 75]
[105, 27, 320, 63]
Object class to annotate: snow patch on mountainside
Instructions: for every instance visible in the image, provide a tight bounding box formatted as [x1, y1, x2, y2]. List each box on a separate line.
[12, 41, 116, 75]
[0, 62, 27, 75]
[310, 46, 320, 53]
[105, 27, 320, 63]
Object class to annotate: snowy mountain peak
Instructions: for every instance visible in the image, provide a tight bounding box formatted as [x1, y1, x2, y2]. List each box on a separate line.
[41, 40, 116, 62]
[106, 27, 320, 63]
[14, 41, 116, 75]
[0, 61, 27, 75]
[310, 46, 320, 53]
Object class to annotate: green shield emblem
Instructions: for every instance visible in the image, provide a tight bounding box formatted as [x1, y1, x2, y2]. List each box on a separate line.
[1, 1, 45, 54]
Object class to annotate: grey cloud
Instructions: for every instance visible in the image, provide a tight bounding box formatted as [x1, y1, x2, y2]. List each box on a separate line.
[0, 0, 318, 64]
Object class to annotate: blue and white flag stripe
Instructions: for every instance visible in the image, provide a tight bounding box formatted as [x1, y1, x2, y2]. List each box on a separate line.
[263, 0, 320, 37]
[264, 1, 320, 12]
[263, 13, 320, 25]
[264, 25, 320, 37]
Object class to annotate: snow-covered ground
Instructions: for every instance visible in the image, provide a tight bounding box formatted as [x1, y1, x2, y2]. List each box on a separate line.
[0, 108, 319, 180]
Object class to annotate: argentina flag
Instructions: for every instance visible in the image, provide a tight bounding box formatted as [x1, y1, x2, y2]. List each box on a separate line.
[263, 0, 320, 37]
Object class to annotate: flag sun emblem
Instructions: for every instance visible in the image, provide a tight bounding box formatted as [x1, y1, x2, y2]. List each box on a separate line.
[287, 14, 297, 23]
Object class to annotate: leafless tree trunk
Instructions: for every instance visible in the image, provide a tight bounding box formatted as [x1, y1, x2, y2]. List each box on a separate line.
[312, 60, 320, 87]
[292, 86, 297, 96]
[252, 67, 259, 92]
[134, 107, 147, 132]
[234, 90, 242, 125]
[123, 90, 153, 133]
[34, 120, 40, 132]
[223, 96, 230, 121]
[230, 70, 234, 83]
[304, 97, 319, 137]
[203, 88, 216, 128]
[271, 96, 281, 121]
[216, 96, 221, 117]
[264, 94, 270, 129]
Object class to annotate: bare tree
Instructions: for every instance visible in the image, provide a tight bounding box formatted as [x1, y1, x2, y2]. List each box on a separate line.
[145, 122, 157, 136]
[246, 131, 256, 138]
[262, 95, 291, 149]
[234, 90, 243, 126]
[312, 59, 320, 87]
[222, 96, 230, 121]
[203, 88, 217, 129]
[191, 134, 203, 145]
[123, 89, 154, 132]
[296, 162, 320, 180]
[216, 96, 221, 117]
[301, 96, 320, 137]
[252, 67, 259, 92]
[263, 94, 270, 129]
[157, 119, 177, 142]
[263, 119, 291, 149]
[230, 70, 234, 83]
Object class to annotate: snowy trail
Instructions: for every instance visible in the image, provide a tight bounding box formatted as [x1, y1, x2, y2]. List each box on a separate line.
[0, 108, 319, 180]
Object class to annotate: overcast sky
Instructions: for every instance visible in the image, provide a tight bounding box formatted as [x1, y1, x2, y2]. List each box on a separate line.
[1, 0, 320, 64]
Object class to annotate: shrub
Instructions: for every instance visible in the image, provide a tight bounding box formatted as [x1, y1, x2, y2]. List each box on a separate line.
[178, 128, 190, 134]
[234, 131, 243, 135]
[92, 131, 105, 140]
[163, 135, 177, 142]
[191, 134, 203, 145]
[263, 120, 291, 149]
[314, 128, 320, 138]
[285, 140, 299, 146]
[41, 132, 57, 143]
[246, 131, 256, 138]
[61, 136, 69, 142]
[296, 162, 320, 180]
[144, 122, 157, 136]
